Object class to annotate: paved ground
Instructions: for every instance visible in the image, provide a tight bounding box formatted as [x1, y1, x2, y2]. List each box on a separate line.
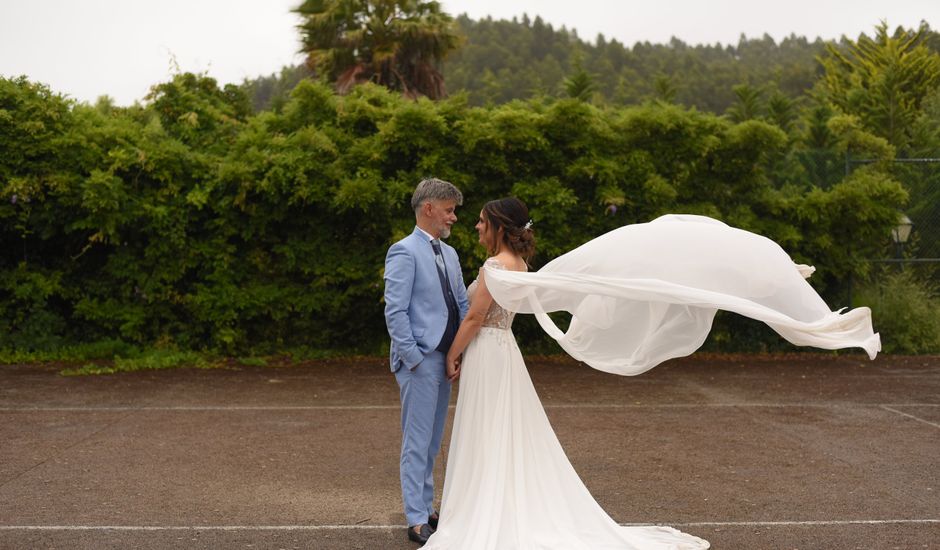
[0, 353, 938, 549]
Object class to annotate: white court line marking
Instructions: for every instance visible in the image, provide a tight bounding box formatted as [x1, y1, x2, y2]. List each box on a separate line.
[677, 519, 940, 526]
[1, 403, 938, 412]
[0, 520, 938, 531]
[881, 405, 940, 429]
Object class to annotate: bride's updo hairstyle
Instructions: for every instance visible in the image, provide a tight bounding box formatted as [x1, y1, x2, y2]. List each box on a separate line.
[482, 197, 536, 262]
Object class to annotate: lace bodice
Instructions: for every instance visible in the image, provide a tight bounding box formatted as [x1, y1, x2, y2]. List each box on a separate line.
[467, 258, 522, 330]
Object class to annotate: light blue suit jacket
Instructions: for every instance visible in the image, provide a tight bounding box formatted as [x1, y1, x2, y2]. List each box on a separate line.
[384, 227, 470, 372]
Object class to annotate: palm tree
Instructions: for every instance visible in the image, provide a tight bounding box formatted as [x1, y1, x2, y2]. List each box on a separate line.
[294, 0, 462, 99]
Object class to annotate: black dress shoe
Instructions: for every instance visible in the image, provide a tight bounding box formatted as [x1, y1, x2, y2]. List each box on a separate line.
[407, 524, 433, 545]
[428, 511, 439, 530]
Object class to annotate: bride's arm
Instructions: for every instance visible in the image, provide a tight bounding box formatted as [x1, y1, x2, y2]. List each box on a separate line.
[446, 268, 494, 381]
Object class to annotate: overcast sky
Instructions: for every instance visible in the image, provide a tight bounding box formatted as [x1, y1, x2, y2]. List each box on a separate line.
[1, 0, 936, 105]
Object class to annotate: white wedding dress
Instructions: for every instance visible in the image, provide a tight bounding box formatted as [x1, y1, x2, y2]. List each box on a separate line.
[424, 215, 879, 549]
[423, 257, 710, 550]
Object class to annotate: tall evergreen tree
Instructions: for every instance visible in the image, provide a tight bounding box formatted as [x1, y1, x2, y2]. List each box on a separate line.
[726, 84, 765, 122]
[653, 74, 678, 103]
[819, 21, 940, 151]
[563, 60, 597, 101]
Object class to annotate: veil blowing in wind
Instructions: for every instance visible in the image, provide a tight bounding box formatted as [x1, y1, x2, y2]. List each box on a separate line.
[484, 214, 880, 375]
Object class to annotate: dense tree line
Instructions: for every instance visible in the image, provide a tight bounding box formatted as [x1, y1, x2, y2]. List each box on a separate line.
[247, 15, 938, 115]
[444, 14, 826, 111]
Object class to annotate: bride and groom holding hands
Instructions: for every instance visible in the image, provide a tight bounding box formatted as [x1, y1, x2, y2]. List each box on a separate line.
[384, 177, 879, 549]
[384, 178, 710, 548]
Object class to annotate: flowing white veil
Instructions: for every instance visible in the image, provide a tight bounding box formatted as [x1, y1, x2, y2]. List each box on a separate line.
[484, 214, 881, 375]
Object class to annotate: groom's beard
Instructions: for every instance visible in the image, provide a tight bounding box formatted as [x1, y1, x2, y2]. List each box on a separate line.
[439, 225, 452, 239]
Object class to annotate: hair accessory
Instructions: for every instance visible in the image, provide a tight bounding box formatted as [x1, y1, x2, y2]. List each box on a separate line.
[523, 220, 533, 230]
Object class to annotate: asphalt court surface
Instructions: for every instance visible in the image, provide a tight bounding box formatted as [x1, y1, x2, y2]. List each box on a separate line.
[1, 353, 938, 549]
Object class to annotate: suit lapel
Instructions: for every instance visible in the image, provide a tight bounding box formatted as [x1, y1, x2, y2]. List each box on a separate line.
[409, 227, 436, 272]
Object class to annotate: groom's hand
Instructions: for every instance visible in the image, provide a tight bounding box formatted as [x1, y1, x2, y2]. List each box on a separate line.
[446, 354, 461, 382]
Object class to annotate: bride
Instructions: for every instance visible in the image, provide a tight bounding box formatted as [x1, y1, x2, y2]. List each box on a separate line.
[422, 197, 879, 549]
[423, 197, 711, 549]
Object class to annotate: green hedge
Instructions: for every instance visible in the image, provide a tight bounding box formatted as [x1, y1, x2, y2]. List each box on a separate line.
[0, 74, 906, 355]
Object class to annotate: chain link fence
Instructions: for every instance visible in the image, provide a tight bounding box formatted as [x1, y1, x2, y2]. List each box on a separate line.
[848, 156, 940, 263]
[844, 157, 939, 327]
[793, 152, 939, 262]
[789, 152, 940, 309]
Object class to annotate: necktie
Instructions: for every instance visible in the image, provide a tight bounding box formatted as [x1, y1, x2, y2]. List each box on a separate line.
[431, 239, 459, 352]
[431, 239, 447, 279]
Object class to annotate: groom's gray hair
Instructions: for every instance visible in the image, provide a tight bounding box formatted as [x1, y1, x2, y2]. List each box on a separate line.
[411, 178, 463, 213]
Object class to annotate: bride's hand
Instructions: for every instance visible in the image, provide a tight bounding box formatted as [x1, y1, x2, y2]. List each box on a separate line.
[446, 354, 461, 382]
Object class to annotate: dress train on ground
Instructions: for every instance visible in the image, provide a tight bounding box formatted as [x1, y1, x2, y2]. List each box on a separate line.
[423, 328, 709, 549]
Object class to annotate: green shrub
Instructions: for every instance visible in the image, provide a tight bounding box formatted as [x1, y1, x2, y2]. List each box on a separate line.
[855, 270, 940, 354]
[0, 74, 909, 357]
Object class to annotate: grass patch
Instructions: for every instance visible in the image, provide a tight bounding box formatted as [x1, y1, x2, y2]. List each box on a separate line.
[0, 340, 384, 376]
[236, 356, 269, 367]
[0, 339, 140, 364]
[59, 349, 214, 376]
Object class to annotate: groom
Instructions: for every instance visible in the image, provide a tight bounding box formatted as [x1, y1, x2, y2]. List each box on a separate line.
[384, 178, 469, 545]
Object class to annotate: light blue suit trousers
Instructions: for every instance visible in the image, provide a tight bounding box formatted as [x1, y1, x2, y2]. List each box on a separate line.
[393, 350, 451, 525]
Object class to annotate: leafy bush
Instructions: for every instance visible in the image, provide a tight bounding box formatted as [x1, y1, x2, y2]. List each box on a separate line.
[0, 74, 908, 357]
[855, 270, 940, 354]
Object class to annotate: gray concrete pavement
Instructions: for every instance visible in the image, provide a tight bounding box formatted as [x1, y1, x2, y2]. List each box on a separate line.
[1, 353, 938, 549]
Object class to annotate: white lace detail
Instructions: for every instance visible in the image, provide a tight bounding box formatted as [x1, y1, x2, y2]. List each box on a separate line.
[467, 258, 518, 330]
